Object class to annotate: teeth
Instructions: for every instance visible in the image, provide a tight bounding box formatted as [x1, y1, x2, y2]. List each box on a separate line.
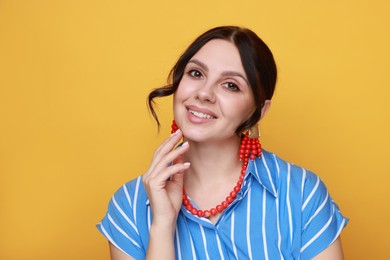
[189, 109, 215, 119]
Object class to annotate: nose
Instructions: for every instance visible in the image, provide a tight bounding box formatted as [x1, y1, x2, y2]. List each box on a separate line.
[195, 80, 216, 103]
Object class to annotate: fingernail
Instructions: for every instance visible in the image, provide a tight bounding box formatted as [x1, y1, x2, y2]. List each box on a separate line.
[184, 162, 191, 166]
[182, 141, 188, 147]
[170, 129, 181, 136]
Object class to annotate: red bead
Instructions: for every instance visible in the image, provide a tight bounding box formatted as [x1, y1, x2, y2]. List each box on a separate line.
[234, 185, 241, 192]
[210, 208, 217, 216]
[250, 154, 256, 160]
[239, 175, 244, 180]
[226, 196, 233, 204]
[186, 204, 193, 211]
[230, 191, 237, 198]
[221, 201, 228, 209]
[196, 210, 204, 217]
[216, 205, 223, 213]
[183, 199, 189, 205]
[237, 180, 243, 186]
[191, 208, 198, 215]
[182, 194, 187, 200]
[204, 210, 211, 218]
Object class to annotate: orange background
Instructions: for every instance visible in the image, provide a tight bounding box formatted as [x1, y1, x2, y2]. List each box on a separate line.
[1, 1, 389, 259]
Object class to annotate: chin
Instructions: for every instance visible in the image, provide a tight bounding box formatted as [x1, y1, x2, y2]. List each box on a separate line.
[182, 129, 208, 143]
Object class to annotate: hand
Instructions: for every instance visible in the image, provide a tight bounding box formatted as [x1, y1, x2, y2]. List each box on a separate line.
[142, 130, 190, 227]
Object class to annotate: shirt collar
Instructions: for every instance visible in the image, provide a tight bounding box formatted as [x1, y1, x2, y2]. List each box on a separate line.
[246, 150, 278, 197]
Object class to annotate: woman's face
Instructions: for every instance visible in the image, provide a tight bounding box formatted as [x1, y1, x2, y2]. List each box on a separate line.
[173, 39, 256, 143]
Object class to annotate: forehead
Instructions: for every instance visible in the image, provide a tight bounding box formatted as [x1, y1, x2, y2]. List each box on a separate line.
[190, 39, 245, 74]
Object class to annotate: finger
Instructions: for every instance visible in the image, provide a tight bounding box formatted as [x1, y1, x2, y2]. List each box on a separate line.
[148, 130, 184, 173]
[147, 142, 190, 180]
[170, 169, 185, 186]
[153, 130, 183, 160]
[145, 162, 190, 190]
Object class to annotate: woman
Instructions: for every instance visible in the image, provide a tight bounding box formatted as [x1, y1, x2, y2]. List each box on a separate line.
[97, 26, 348, 260]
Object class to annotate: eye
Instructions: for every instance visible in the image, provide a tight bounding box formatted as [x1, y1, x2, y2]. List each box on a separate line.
[188, 69, 203, 78]
[223, 82, 240, 91]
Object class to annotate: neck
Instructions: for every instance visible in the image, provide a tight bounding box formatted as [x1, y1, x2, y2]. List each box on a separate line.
[183, 136, 242, 187]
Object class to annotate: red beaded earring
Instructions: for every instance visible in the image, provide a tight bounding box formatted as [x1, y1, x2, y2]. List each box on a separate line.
[171, 120, 179, 134]
[239, 124, 262, 162]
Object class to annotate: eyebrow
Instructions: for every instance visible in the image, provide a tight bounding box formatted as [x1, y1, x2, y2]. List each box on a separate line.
[188, 59, 249, 85]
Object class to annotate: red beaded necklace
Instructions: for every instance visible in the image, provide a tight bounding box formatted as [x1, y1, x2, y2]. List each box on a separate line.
[182, 132, 262, 218]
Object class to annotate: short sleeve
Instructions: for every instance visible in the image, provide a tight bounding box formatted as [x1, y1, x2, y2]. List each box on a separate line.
[300, 171, 348, 259]
[97, 184, 146, 259]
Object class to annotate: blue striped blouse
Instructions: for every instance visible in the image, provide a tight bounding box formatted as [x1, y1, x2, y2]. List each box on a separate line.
[97, 150, 348, 259]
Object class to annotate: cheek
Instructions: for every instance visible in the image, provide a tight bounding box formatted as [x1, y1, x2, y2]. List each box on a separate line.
[173, 85, 188, 116]
[231, 98, 256, 122]
[173, 90, 184, 108]
[175, 78, 197, 102]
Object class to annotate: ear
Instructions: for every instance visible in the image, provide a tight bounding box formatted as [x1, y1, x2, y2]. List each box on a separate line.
[260, 100, 271, 120]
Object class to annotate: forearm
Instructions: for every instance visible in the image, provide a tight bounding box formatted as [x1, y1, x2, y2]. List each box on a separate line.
[146, 222, 176, 260]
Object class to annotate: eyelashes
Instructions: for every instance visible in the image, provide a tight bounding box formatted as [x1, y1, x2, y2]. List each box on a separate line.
[224, 82, 240, 91]
[188, 69, 203, 78]
[186, 69, 241, 92]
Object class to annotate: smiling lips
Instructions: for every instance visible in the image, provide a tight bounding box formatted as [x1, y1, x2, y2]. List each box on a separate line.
[188, 109, 216, 119]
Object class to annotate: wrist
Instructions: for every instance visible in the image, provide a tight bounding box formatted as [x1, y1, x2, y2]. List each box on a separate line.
[150, 220, 176, 238]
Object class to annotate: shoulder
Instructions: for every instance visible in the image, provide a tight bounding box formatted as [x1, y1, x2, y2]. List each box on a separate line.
[110, 176, 148, 212]
[261, 150, 312, 179]
[97, 176, 149, 259]
[253, 150, 314, 185]
[251, 150, 325, 199]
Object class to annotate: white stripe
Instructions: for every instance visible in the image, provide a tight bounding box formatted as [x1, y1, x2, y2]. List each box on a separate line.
[133, 177, 141, 223]
[112, 196, 139, 235]
[275, 196, 283, 260]
[215, 232, 225, 260]
[99, 224, 125, 253]
[147, 206, 151, 231]
[262, 188, 269, 260]
[246, 188, 253, 259]
[331, 218, 346, 245]
[301, 205, 335, 252]
[261, 156, 277, 196]
[301, 168, 306, 197]
[303, 191, 329, 230]
[189, 232, 197, 260]
[272, 154, 280, 179]
[123, 184, 132, 208]
[107, 214, 141, 248]
[286, 163, 293, 244]
[302, 176, 320, 211]
[273, 155, 283, 259]
[231, 212, 238, 259]
[175, 228, 182, 260]
[199, 225, 210, 260]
